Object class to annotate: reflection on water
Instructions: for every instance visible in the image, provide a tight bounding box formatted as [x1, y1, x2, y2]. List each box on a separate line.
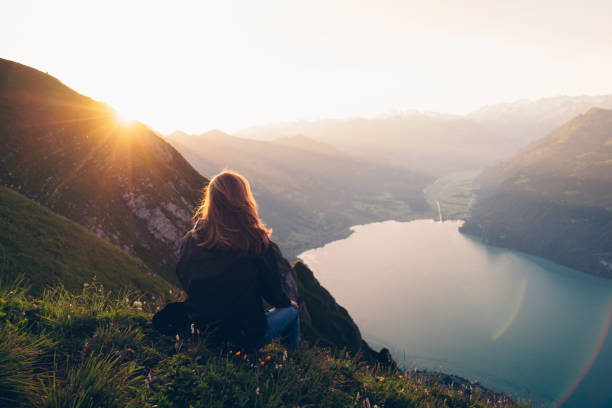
[299, 219, 612, 407]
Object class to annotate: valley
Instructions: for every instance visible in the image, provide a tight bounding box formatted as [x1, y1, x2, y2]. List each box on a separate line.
[165, 130, 433, 259]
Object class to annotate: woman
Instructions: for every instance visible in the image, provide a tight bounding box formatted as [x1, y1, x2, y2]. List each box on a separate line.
[175, 170, 299, 351]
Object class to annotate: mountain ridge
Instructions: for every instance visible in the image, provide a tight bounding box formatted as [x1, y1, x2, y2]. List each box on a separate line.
[0, 57, 207, 284]
[462, 108, 612, 278]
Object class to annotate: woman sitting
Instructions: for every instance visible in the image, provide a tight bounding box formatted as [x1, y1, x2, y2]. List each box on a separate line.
[175, 170, 300, 351]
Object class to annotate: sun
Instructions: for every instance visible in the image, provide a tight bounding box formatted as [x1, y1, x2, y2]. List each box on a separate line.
[114, 108, 135, 125]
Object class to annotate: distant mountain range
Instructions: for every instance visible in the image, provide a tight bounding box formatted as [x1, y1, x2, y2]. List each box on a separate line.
[236, 113, 514, 176]
[236, 95, 612, 177]
[462, 108, 612, 278]
[468, 94, 612, 144]
[165, 130, 431, 258]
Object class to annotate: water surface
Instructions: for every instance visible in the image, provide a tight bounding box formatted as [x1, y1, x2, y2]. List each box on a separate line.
[299, 220, 612, 407]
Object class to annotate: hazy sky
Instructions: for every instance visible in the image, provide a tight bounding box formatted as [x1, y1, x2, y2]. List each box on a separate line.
[3, 0, 612, 133]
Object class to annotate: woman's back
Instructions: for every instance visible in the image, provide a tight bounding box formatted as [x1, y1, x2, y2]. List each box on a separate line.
[176, 231, 291, 347]
[155, 170, 299, 350]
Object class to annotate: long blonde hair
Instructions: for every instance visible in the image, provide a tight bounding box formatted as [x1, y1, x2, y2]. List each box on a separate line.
[192, 170, 271, 254]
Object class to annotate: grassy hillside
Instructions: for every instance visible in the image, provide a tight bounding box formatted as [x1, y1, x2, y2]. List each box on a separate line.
[0, 58, 207, 284]
[0, 186, 174, 298]
[165, 130, 431, 258]
[0, 277, 526, 408]
[462, 108, 612, 278]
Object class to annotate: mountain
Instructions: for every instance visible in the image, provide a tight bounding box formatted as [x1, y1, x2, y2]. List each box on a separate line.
[461, 108, 612, 278]
[236, 113, 516, 176]
[0, 186, 174, 297]
[469, 94, 612, 145]
[271, 134, 341, 156]
[0, 58, 207, 284]
[0, 58, 388, 361]
[165, 130, 431, 258]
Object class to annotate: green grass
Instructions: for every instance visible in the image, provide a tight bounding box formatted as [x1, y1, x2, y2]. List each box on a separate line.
[0, 277, 528, 408]
[0, 186, 174, 298]
[424, 170, 481, 220]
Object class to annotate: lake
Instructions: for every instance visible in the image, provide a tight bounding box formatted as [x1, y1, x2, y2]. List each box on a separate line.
[298, 219, 612, 407]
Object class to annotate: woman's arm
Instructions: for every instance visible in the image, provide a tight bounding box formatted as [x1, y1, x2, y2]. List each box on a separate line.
[256, 245, 292, 308]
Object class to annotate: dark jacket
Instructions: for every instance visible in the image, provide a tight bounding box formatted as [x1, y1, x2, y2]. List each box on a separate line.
[175, 231, 292, 348]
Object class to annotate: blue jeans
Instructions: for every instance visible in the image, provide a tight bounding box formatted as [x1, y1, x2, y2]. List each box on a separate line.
[252, 306, 300, 350]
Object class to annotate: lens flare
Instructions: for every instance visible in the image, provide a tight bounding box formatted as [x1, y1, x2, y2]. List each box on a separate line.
[554, 296, 612, 407]
[492, 278, 527, 342]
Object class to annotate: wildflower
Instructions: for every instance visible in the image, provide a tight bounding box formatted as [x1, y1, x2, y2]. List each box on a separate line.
[175, 334, 180, 341]
[83, 283, 89, 287]
[235, 351, 241, 356]
[243, 353, 247, 360]
[133, 300, 143, 309]
[256, 387, 260, 396]
[260, 361, 265, 366]
[190, 323, 195, 335]
[229, 350, 233, 355]
[265, 355, 271, 361]
[375, 376, 384, 382]
[282, 350, 287, 361]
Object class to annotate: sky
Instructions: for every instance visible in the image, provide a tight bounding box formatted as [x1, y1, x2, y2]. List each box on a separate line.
[3, 0, 612, 134]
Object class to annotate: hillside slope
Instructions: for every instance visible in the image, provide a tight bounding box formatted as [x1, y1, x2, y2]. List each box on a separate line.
[0, 186, 174, 297]
[0, 58, 207, 283]
[165, 130, 431, 258]
[462, 108, 612, 278]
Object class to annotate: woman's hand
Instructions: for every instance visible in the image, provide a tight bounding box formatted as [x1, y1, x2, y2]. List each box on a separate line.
[290, 299, 299, 310]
